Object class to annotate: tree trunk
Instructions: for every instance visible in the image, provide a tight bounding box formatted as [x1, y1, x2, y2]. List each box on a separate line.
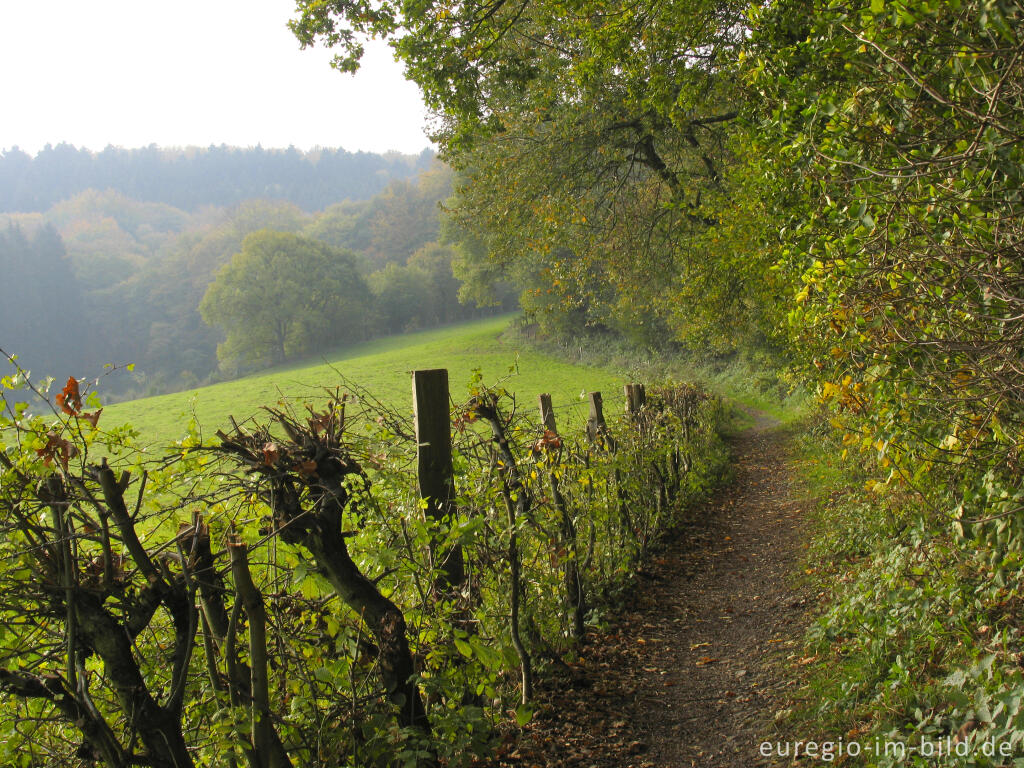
[299, 487, 431, 734]
[74, 592, 195, 768]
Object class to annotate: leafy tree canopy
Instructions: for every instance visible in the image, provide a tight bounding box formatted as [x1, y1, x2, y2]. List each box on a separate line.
[748, 0, 1024, 524]
[199, 230, 371, 369]
[291, 0, 781, 350]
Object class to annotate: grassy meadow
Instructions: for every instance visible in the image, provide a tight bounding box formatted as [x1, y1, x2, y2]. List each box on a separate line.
[106, 315, 626, 448]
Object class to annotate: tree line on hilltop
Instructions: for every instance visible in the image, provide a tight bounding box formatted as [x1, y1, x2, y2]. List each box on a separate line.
[0, 143, 434, 213]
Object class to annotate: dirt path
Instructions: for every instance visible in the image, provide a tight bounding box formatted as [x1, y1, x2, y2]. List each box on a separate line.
[488, 419, 808, 768]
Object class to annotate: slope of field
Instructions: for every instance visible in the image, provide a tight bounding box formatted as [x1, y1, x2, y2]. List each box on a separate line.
[108, 315, 625, 448]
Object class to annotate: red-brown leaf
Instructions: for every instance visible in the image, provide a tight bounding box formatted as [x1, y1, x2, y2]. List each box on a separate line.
[262, 442, 280, 466]
[56, 376, 82, 415]
[35, 431, 78, 470]
[295, 459, 318, 476]
[80, 409, 103, 429]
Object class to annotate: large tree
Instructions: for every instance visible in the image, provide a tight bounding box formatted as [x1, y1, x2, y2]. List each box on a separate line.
[199, 229, 370, 368]
[290, 0, 781, 349]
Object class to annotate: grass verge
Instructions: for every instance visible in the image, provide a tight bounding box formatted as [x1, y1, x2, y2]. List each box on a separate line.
[504, 324, 811, 431]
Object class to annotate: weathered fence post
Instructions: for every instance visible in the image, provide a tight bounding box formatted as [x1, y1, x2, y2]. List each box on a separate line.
[412, 369, 465, 590]
[623, 383, 647, 418]
[586, 391, 613, 449]
[538, 392, 557, 433]
[587, 390, 634, 555]
[538, 393, 585, 640]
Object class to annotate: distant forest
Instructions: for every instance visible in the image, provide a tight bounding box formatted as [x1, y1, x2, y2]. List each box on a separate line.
[0, 146, 515, 399]
[0, 143, 434, 213]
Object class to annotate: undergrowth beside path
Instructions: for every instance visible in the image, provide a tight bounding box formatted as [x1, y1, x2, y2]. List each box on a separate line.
[777, 425, 1024, 768]
[0, 359, 729, 766]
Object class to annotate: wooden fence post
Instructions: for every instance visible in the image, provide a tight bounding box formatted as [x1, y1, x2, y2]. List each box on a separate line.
[624, 383, 647, 418]
[412, 369, 465, 590]
[588, 391, 605, 428]
[538, 393, 557, 433]
[537, 393, 585, 640]
[586, 391, 613, 449]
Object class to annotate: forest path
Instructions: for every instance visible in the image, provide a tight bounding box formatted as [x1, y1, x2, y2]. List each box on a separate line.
[490, 417, 809, 768]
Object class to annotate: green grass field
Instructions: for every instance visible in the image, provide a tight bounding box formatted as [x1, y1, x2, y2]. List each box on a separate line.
[107, 315, 626, 448]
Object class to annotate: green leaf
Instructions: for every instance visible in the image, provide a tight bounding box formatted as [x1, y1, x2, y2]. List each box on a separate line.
[514, 704, 534, 726]
[454, 637, 473, 659]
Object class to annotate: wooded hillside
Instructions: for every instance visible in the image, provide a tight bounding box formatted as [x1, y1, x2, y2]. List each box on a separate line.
[0, 143, 433, 212]
[0, 158, 515, 397]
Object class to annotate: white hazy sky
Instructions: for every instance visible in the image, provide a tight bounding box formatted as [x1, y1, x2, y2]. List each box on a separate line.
[0, 0, 433, 156]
